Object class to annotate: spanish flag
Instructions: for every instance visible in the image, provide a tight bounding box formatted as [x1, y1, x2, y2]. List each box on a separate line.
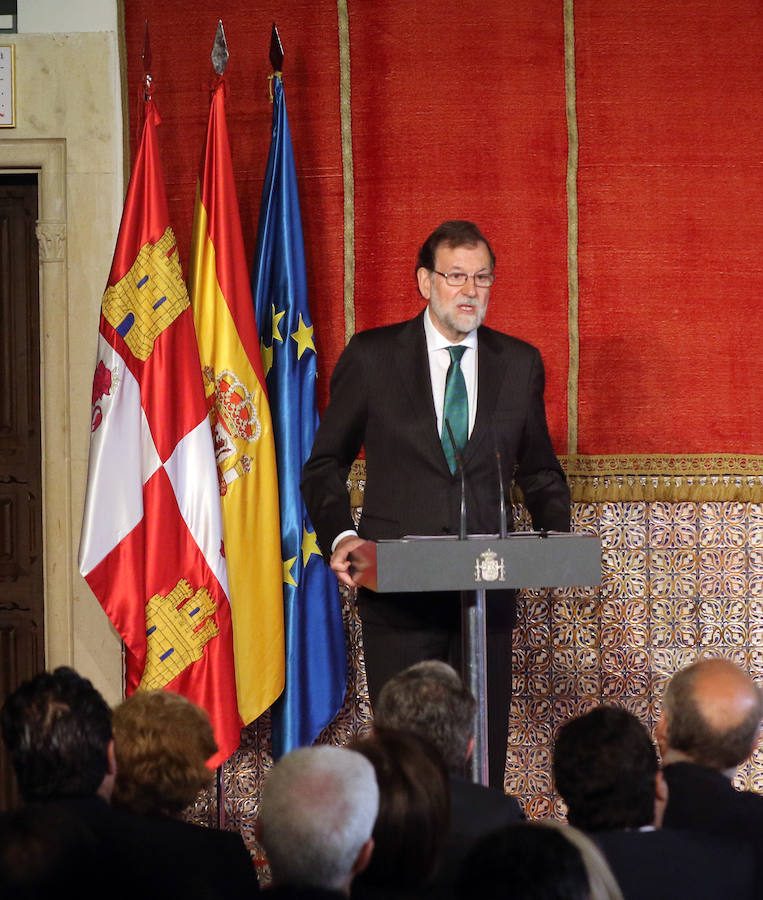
[189, 78, 285, 723]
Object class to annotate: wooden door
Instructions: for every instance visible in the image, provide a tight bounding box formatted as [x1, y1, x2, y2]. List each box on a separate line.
[0, 174, 44, 810]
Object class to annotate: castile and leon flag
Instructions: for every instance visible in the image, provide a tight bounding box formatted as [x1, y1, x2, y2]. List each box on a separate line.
[78, 93, 242, 767]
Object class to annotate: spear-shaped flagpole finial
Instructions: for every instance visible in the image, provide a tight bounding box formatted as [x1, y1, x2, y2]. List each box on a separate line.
[270, 23, 284, 72]
[141, 19, 152, 99]
[212, 19, 230, 76]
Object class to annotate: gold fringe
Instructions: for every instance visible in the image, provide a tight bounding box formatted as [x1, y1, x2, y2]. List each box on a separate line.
[563, 453, 763, 502]
[336, 0, 356, 344]
[347, 456, 763, 505]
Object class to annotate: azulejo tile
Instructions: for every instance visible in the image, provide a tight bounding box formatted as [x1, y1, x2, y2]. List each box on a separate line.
[649, 549, 699, 598]
[650, 502, 699, 548]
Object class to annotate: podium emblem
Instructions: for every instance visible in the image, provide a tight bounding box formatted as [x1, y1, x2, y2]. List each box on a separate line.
[474, 548, 505, 583]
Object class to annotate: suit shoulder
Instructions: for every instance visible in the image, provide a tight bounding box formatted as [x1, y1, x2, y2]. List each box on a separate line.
[351, 316, 421, 346]
[478, 324, 540, 357]
[450, 775, 523, 822]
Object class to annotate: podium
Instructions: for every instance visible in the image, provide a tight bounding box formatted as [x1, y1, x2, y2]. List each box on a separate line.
[350, 532, 601, 785]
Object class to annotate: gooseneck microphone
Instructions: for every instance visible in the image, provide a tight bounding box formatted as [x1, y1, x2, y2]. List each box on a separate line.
[494, 440, 508, 539]
[444, 418, 467, 540]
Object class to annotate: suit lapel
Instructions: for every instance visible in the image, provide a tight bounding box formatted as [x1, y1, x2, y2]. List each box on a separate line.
[393, 312, 452, 470]
[463, 327, 503, 466]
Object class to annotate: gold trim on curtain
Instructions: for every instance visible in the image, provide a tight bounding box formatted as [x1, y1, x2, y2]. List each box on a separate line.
[564, 0, 580, 457]
[337, 0, 356, 344]
[564, 454, 763, 502]
[348, 456, 763, 505]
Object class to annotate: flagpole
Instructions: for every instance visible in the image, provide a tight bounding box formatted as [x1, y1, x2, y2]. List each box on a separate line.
[216, 764, 227, 829]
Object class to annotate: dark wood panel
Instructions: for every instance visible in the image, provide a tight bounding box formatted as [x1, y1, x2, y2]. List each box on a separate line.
[0, 175, 43, 811]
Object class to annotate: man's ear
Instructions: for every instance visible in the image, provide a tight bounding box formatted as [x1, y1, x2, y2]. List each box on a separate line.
[97, 739, 118, 803]
[416, 266, 432, 300]
[654, 769, 669, 828]
[107, 739, 117, 776]
[655, 712, 669, 756]
[352, 837, 375, 876]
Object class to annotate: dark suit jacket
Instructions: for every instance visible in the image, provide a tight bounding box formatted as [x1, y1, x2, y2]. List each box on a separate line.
[302, 311, 570, 556]
[432, 774, 524, 895]
[447, 774, 524, 853]
[0, 796, 259, 900]
[662, 761, 763, 898]
[592, 827, 756, 900]
[134, 811, 261, 899]
[267, 888, 346, 899]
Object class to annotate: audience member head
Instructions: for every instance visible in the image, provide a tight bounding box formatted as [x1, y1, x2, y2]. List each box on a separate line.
[350, 726, 451, 892]
[0, 667, 114, 802]
[258, 745, 379, 895]
[374, 660, 476, 771]
[657, 657, 763, 772]
[416, 220, 496, 276]
[458, 820, 624, 900]
[111, 689, 216, 817]
[553, 705, 661, 832]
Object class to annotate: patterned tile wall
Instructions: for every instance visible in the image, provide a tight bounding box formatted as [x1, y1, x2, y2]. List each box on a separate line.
[189, 500, 763, 862]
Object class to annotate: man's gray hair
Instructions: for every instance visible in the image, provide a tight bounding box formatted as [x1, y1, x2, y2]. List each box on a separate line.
[259, 745, 379, 891]
[375, 660, 475, 770]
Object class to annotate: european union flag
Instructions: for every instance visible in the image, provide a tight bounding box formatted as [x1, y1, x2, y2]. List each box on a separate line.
[252, 73, 347, 756]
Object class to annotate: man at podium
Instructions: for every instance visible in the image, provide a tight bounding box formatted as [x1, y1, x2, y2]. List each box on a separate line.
[301, 220, 570, 788]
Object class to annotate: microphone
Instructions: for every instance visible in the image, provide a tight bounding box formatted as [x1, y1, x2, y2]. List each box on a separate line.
[494, 441, 508, 539]
[444, 418, 467, 541]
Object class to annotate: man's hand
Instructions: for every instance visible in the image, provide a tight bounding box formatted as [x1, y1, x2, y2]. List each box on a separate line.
[330, 535, 367, 588]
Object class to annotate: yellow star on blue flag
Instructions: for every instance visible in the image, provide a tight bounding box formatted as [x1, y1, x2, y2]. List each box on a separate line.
[302, 525, 323, 569]
[291, 313, 315, 359]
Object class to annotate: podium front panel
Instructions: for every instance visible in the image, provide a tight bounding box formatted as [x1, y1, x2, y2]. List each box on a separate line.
[373, 533, 601, 593]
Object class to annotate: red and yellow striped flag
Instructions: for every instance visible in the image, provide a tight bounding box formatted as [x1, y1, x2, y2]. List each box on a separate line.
[189, 78, 285, 723]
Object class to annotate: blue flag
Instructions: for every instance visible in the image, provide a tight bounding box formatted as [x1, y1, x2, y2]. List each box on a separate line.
[252, 74, 347, 756]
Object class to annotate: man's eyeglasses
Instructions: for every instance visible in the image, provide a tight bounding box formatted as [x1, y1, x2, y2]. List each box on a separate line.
[433, 270, 495, 288]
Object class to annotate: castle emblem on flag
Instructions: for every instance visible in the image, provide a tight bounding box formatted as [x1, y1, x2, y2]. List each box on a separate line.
[203, 366, 262, 495]
[474, 548, 506, 583]
[139, 579, 221, 691]
[101, 228, 189, 361]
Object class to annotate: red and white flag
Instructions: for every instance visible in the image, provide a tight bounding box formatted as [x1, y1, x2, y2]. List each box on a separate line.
[78, 94, 241, 766]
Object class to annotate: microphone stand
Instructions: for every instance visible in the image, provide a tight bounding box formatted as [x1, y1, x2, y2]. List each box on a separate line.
[445, 419, 489, 786]
[445, 419, 467, 541]
[495, 445, 508, 540]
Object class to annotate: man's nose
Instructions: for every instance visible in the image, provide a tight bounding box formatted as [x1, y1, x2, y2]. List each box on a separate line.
[461, 275, 478, 296]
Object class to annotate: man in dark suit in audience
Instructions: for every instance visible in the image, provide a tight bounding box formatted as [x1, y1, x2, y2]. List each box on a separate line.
[656, 657, 763, 895]
[1, 667, 148, 898]
[256, 745, 378, 898]
[553, 704, 755, 900]
[1, 667, 259, 899]
[374, 660, 523, 893]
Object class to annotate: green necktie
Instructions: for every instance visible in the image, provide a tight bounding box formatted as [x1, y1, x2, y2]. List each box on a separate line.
[442, 345, 468, 474]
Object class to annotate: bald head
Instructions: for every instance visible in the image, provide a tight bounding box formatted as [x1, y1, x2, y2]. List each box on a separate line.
[660, 658, 763, 771]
